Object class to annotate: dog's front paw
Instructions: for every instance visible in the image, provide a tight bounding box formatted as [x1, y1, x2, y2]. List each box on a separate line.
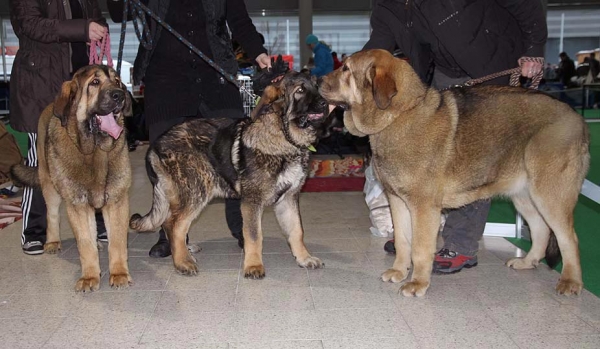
[381, 268, 408, 283]
[400, 280, 430, 297]
[75, 276, 100, 292]
[297, 256, 324, 270]
[556, 278, 583, 296]
[244, 264, 266, 279]
[174, 258, 199, 276]
[506, 257, 538, 270]
[109, 273, 133, 289]
[44, 241, 62, 254]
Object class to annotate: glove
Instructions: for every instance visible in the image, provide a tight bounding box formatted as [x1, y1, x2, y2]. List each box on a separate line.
[252, 54, 290, 95]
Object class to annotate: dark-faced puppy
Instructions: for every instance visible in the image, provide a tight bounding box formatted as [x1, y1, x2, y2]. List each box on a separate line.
[130, 71, 329, 278]
[11, 65, 132, 292]
[320, 49, 589, 297]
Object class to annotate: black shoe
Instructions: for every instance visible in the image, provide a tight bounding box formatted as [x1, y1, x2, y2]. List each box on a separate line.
[22, 241, 44, 255]
[384, 239, 395, 254]
[97, 231, 108, 243]
[149, 239, 171, 258]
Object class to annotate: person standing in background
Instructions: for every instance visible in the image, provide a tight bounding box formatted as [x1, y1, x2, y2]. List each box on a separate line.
[305, 34, 333, 77]
[107, 0, 271, 258]
[558, 52, 576, 88]
[9, 0, 109, 255]
[332, 52, 343, 70]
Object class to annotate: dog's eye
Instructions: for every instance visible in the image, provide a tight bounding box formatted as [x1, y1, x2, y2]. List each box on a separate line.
[342, 65, 349, 72]
[91, 78, 100, 86]
[297, 87, 305, 93]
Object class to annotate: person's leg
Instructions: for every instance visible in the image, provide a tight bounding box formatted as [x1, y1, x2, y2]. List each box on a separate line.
[148, 117, 192, 258]
[225, 198, 244, 249]
[433, 199, 491, 273]
[96, 211, 108, 242]
[21, 133, 47, 255]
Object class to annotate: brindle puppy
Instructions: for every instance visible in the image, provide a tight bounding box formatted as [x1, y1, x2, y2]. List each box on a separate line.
[131, 72, 330, 278]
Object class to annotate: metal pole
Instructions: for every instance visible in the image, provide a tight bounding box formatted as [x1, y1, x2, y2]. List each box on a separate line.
[299, 0, 313, 69]
[1, 17, 7, 82]
[286, 19, 290, 55]
[559, 12, 565, 54]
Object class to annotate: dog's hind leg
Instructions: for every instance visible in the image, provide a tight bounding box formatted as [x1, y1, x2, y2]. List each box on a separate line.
[165, 206, 203, 276]
[103, 195, 132, 289]
[381, 194, 412, 284]
[524, 123, 587, 295]
[506, 191, 551, 270]
[42, 184, 62, 254]
[66, 203, 101, 292]
[530, 183, 582, 295]
[274, 192, 323, 269]
[242, 201, 266, 279]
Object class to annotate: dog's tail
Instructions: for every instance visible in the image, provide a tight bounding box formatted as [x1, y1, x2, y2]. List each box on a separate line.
[129, 151, 170, 232]
[9, 164, 40, 188]
[545, 231, 562, 269]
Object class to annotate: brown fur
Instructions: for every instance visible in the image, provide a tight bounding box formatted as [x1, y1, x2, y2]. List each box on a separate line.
[130, 72, 329, 278]
[320, 49, 590, 297]
[11, 65, 132, 292]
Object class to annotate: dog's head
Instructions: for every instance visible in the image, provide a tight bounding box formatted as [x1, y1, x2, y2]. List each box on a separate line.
[53, 65, 131, 153]
[253, 71, 331, 149]
[319, 49, 425, 136]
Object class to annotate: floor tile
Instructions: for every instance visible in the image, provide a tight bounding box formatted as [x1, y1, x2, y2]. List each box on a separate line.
[0, 317, 66, 349]
[322, 337, 417, 349]
[230, 340, 323, 349]
[511, 333, 600, 349]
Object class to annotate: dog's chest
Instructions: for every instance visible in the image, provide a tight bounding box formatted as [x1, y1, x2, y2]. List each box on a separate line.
[276, 160, 307, 192]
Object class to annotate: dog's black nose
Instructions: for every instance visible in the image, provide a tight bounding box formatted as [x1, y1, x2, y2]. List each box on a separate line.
[110, 89, 125, 102]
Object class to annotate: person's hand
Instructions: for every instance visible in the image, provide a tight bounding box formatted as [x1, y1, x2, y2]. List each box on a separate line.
[521, 58, 543, 79]
[255, 53, 272, 69]
[88, 22, 107, 42]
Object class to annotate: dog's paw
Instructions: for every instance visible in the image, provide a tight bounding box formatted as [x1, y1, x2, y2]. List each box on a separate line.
[556, 278, 583, 296]
[506, 257, 538, 270]
[297, 256, 324, 270]
[400, 280, 430, 297]
[381, 268, 408, 283]
[109, 273, 133, 289]
[174, 258, 199, 276]
[75, 276, 100, 292]
[44, 241, 62, 254]
[244, 264, 266, 279]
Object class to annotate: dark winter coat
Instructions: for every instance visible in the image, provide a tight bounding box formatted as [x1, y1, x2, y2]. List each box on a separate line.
[107, 0, 267, 124]
[364, 0, 547, 85]
[9, 0, 103, 133]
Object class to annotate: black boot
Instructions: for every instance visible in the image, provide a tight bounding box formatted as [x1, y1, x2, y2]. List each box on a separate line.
[149, 229, 171, 258]
[225, 198, 244, 249]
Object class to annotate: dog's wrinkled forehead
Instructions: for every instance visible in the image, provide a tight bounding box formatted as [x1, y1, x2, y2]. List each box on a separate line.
[73, 65, 121, 88]
[282, 71, 318, 94]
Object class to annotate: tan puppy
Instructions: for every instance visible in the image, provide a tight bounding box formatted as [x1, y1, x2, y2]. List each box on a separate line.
[11, 65, 132, 292]
[320, 49, 589, 297]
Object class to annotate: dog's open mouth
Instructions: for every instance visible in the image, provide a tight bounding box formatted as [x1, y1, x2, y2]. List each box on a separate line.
[94, 106, 123, 139]
[307, 112, 324, 120]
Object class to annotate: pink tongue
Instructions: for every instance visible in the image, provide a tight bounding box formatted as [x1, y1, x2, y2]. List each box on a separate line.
[97, 112, 123, 139]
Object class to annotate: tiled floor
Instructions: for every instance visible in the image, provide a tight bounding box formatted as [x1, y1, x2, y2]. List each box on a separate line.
[1, 146, 600, 348]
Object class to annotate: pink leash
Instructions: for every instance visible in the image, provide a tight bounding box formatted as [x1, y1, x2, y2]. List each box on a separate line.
[89, 33, 113, 67]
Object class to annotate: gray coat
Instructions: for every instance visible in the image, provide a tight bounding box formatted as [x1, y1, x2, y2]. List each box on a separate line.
[9, 0, 102, 133]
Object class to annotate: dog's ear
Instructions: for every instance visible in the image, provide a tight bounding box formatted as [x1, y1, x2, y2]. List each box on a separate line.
[368, 64, 397, 110]
[123, 86, 133, 117]
[53, 80, 77, 127]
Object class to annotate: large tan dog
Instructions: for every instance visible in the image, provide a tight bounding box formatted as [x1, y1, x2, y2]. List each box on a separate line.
[11, 65, 133, 292]
[320, 49, 590, 297]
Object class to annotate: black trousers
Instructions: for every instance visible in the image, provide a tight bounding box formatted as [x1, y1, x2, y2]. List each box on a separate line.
[148, 116, 243, 242]
[21, 134, 106, 245]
